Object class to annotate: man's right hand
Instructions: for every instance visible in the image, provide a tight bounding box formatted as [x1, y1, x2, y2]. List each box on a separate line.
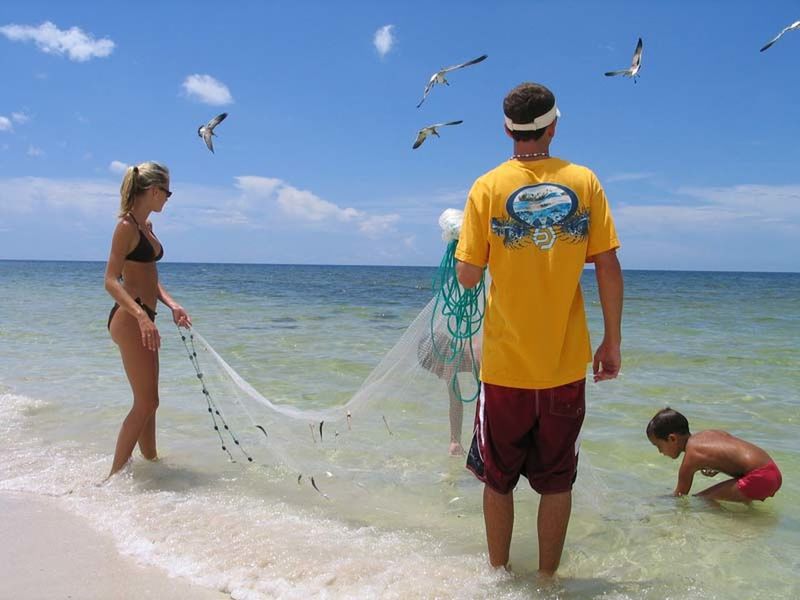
[592, 338, 620, 382]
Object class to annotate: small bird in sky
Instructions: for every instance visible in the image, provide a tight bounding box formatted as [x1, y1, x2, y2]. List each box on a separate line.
[417, 54, 488, 108]
[760, 20, 800, 52]
[198, 112, 228, 153]
[412, 120, 463, 149]
[604, 37, 644, 82]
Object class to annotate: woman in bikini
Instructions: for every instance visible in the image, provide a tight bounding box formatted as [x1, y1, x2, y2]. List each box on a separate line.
[104, 161, 191, 477]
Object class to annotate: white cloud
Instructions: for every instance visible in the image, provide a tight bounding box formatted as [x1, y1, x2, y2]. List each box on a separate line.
[0, 117, 12, 132]
[615, 184, 800, 236]
[182, 74, 234, 105]
[235, 176, 399, 235]
[0, 21, 114, 62]
[190, 207, 251, 226]
[603, 183, 800, 271]
[680, 184, 800, 218]
[11, 111, 30, 124]
[373, 25, 395, 57]
[27, 145, 43, 157]
[605, 172, 655, 184]
[358, 214, 400, 238]
[275, 186, 360, 222]
[109, 160, 129, 174]
[0, 174, 399, 239]
[429, 188, 469, 205]
[0, 177, 116, 216]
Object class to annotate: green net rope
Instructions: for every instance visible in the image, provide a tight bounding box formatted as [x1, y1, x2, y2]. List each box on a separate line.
[430, 239, 486, 403]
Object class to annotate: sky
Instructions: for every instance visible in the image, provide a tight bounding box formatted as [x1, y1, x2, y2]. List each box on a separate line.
[1, 1, 799, 271]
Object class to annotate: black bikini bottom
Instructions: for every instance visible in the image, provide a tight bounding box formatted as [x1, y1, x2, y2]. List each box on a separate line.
[108, 297, 157, 330]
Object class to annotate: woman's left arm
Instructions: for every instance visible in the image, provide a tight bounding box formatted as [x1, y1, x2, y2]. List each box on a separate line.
[158, 283, 192, 327]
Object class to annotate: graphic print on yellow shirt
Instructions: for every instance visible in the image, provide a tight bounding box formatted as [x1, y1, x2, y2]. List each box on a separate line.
[491, 183, 589, 251]
[455, 159, 619, 389]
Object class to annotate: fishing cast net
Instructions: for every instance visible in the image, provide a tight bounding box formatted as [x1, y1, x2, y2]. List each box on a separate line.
[176, 209, 486, 505]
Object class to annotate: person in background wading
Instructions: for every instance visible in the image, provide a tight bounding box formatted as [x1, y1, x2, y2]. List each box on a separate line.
[418, 330, 483, 455]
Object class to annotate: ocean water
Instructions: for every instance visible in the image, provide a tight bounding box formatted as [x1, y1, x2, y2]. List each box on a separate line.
[0, 261, 798, 599]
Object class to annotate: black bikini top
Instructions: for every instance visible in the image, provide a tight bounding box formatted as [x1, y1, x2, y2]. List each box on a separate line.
[125, 214, 164, 263]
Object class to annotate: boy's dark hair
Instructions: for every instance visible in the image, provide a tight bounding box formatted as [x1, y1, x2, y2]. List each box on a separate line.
[503, 82, 556, 142]
[646, 408, 691, 440]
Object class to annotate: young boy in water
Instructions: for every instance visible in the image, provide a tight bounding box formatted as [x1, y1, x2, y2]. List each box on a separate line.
[646, 408, 782, 503]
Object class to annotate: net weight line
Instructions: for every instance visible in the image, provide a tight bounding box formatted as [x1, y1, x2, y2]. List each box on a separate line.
[177, 324, 258, 463]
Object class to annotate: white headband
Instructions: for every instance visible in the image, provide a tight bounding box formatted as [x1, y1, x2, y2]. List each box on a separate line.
[504, 105, 560, 131]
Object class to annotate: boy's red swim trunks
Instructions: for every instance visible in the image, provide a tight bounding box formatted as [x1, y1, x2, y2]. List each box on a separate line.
[736, 460, 782, 501]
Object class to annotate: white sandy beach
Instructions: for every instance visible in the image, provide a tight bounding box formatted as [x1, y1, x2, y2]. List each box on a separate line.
[0, 491, 229, 600]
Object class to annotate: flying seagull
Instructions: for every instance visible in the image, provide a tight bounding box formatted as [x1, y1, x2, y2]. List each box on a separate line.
[412, 120, 463, 149]
[417, 54, 488, 108]
[198, 112, 228, 153]
[605, 37, 644, 81]
[760, 20, 800, 52]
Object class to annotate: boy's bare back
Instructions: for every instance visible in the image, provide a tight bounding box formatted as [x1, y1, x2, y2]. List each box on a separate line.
[682, 430, 772, 478]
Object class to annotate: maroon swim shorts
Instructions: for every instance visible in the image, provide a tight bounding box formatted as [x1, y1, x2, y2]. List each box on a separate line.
[466, 379, 586, 495]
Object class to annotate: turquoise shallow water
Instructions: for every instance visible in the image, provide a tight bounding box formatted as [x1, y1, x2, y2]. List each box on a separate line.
[0, 261, 798, 599]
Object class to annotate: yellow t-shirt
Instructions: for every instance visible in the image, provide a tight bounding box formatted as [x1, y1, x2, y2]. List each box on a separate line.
[455, 158, 620, 389]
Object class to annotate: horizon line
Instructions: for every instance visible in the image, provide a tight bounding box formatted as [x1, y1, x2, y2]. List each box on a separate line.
[0, 258, 798, 275]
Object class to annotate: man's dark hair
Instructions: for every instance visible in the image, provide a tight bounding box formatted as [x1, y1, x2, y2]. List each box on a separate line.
[646, 408, 691, 440]
[503, 82, 556, 142]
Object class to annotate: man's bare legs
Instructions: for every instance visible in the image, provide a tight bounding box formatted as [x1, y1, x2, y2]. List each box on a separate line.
[483, 485, 514, 567]
[537, 491, 572, 575]
[484, 486, 573, 575]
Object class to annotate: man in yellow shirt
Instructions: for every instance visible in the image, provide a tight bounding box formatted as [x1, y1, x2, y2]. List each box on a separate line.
[456, 82, 623, 577]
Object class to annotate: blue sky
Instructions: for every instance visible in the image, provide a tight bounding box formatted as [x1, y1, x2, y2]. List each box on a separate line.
[1, 1, 799, 271]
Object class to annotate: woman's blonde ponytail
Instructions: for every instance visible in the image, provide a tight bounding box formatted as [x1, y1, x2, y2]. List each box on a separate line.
[117, 162, 169, 217]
